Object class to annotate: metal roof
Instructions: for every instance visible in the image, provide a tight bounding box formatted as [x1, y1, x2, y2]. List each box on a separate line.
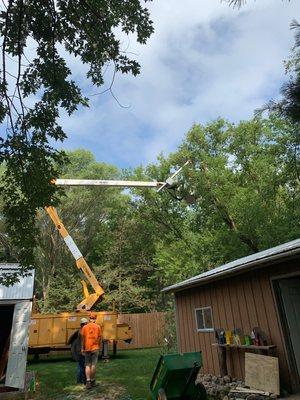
[0, 264, 35, 300]
[162, 238, 300, 293]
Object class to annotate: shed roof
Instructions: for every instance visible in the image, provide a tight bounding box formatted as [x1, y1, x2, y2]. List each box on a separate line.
[0, 263, 35, 300]
[162, 238, 300, 293]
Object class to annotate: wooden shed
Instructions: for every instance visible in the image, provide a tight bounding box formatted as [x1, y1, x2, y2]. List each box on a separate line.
[0, 263, 35, 391]
[162, 239, 300, 394]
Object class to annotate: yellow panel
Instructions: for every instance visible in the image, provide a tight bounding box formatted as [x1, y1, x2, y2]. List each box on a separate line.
[102, 322, 117, 340]
[28, 319, 39, 346]
[96, 311, 118, 326]
[52, 317, 67, 345]
[66, 314, 85, 329]
[37, 317, 53, 346]
[116, 324, 132, 341]
[102, 312, 118, 340]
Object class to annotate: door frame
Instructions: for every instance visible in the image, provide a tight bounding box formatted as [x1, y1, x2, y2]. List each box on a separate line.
[272, 272, 300, 393]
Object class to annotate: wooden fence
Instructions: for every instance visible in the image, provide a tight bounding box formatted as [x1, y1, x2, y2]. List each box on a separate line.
[117, 312, 166, 349]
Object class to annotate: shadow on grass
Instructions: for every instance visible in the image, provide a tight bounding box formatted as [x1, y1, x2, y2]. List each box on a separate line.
[28, 357, 73, 365]
[109, 352, 134, 360]
[28, 352, 134, 365]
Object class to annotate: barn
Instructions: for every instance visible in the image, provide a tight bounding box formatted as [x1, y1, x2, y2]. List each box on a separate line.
[162, 239, 300, 394]
[0, 263, 35, 391]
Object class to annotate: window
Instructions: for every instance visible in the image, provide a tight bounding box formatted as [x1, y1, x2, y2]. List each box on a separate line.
[195, 307, 214, 332]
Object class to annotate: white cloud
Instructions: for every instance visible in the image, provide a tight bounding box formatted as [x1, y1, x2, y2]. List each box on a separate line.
[60, 0, 300, 167]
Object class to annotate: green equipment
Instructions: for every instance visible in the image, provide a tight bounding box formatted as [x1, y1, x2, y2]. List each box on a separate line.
[148, 352, 207, 400]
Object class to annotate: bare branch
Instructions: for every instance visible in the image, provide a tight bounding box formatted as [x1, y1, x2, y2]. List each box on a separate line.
[90, 63, 130, 108]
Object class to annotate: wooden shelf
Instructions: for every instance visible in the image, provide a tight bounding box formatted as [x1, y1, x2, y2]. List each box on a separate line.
[212, 343, 276, 350]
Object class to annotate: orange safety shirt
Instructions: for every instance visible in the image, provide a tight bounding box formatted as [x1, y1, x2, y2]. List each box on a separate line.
[81, 322, 102, 352]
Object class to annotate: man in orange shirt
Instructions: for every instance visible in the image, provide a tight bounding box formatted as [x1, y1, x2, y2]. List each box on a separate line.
[81, 312, 102, 389]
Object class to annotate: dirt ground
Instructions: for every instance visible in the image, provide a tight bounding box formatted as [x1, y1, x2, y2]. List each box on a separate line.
[36, 382, 127, 400]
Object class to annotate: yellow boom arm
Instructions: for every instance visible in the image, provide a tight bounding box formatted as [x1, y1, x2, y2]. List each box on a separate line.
[45, 206, 104, 311]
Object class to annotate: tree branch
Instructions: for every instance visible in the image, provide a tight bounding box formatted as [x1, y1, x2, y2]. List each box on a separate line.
[201, 163, 259, 253]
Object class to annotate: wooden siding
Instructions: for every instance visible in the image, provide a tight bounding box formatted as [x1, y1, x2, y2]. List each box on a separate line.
[117, 312, 166, 349]
[175, 259, 300, 392]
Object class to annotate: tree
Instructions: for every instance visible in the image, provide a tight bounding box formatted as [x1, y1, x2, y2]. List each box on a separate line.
[141, 117, 300, 289]
[262, 20, 300, 130]
[0, 0, 153, 284]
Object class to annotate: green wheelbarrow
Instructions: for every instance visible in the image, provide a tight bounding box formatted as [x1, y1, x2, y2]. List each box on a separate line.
[148, 351, 206, 400]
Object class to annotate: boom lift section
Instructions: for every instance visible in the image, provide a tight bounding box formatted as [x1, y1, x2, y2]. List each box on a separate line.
[46, 161, 190, 312]
[45, 206, 104, 311]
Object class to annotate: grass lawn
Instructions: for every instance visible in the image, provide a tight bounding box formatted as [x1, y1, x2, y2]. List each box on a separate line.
[27, 348, 162, 400]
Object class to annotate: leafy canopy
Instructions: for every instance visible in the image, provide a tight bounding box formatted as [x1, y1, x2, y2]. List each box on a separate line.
[0, 0, 153, 282]
[139, 117, 300, 289]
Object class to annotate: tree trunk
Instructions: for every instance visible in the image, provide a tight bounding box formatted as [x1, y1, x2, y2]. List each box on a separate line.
[201, 164, 259, 253]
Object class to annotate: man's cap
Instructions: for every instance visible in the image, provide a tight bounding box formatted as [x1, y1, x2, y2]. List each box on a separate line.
[89, 312, 97, 320]
[80, 317, 88, 324]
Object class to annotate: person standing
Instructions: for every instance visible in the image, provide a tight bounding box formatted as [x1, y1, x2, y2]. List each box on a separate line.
[71, 317, 88, 384]
[78, 318, 88, 384]
[81, 312, 102, 389]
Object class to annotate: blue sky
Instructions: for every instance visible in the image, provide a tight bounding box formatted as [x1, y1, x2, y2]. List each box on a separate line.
[3, 0, 300, 169]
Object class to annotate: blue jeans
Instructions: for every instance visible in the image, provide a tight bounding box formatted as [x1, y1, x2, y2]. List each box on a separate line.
[77, 354, 86, 384]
